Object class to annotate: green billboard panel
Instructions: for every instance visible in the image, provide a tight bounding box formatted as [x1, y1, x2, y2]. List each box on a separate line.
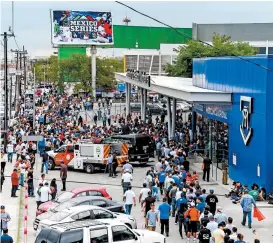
[58, 47, 86, 59]
[113, 25, 192, 49]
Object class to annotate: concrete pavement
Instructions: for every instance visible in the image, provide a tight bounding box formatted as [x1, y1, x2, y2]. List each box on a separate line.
[1, 157, 22, 243]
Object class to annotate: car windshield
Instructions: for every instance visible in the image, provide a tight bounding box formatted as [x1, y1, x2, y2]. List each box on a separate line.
[54, 201, 77, 212]
[55, 192, 74, 203]
[49, 211, 70, 222]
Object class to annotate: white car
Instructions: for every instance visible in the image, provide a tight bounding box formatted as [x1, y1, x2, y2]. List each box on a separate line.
[37, 205, 137, 234]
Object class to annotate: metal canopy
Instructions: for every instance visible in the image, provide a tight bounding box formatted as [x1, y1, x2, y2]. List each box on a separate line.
[115, 72, 232, 103]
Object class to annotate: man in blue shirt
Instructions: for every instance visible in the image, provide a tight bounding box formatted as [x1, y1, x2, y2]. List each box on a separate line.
[196, 197, 206, 213]
[146, 203, 158, 231]
[158, 198, 171, 237]
[240, 190, 256, 228]
[1, 229, 13, 243]
[107, 153, 113, 177]
[158, 167, 166, 195]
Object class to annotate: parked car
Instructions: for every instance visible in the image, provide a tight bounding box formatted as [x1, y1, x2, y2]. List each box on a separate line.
[36, 205, 137, 233]
[34, 196, 124, 230]
[36, 187, 112, 216]
[35, 219, 166, 243]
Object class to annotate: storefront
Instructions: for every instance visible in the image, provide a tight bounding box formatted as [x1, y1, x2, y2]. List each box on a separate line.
[192, 56, 273, 191]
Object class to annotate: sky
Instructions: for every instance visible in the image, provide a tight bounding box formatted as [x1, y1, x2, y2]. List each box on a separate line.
[1, 0, 273, 58]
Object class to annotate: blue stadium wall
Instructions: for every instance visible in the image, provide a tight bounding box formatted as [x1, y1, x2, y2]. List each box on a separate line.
[192, 56, 273, 191]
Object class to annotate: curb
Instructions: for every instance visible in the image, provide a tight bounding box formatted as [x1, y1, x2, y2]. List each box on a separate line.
[16, 188, 23, 243]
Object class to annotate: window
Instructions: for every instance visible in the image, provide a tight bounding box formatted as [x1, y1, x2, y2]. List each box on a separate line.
[88, 191, 102, 196]
[60, 230, 83, 243]
[92, 209, 113, 219]
[79, 201, 90, 206]
[72, 211, 91, 220]
[46, 229, 60, 243]
[49, 212, 70, 222]
[92, 200, 107, 208]
[76, 192, 88, 197]
[90, 228, 108, 243]
[58, 146, 66, 152]
[67, 146, 74, 153]
[112, 225, 135, 242]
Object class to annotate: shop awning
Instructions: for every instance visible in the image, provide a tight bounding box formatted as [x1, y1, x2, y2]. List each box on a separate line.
[115, 72, 232, 103]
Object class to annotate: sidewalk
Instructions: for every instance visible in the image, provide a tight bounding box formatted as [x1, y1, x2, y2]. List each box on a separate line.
[1, 156, 22, 242]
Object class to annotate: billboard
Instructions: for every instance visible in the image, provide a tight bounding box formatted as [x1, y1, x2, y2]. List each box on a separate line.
[51, 10, 113, 46]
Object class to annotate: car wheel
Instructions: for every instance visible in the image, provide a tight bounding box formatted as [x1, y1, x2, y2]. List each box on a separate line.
[48, 158, 55, 170]
[85, 164, 95, 174]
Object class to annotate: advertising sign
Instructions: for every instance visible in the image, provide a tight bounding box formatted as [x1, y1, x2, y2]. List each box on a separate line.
[51, 10, 113, 45]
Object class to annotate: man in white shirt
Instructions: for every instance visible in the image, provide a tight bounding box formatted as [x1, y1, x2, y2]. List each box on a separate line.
[121, 169, 133, 194]
[123, 186, 136, 215]
[155, 161, 162, 172]
[139, 183, 151, 207]
[40, 182, 51, 203]
[212, 222, 225, 243]
[207, 215, 218, 241]
[7, 141, 14, 163]
[15, 143, 22, 159]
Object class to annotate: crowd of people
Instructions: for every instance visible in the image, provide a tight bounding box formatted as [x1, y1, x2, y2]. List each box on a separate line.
[0, 88, 264, 243]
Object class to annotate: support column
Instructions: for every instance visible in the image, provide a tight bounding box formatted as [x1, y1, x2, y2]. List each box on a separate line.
[91, 46, 97, 100]
[191, 110, 197, 142]
[125, 83, 131, 116]
[143, 89, 147, 122]
[171, 98, 176, 139]
[140, 88, 144, 120]
[167, 97, 172, 140]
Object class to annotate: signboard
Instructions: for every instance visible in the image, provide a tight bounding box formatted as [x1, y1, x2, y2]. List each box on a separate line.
[51, 10, 113, 45]
[126, 69, 151, 86]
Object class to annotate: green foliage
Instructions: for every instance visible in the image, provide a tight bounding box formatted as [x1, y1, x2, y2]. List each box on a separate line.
[166, 33, 258, 77]
[33, 53, 124, 93]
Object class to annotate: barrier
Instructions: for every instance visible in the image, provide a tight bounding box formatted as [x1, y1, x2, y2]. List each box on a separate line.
[24, 185, 28, 243]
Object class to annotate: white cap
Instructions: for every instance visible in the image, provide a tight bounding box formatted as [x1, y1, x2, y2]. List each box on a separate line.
[190, 202, 195, 207]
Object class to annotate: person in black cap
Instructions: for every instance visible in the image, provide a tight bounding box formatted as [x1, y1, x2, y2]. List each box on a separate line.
[198, 221, 211, 243]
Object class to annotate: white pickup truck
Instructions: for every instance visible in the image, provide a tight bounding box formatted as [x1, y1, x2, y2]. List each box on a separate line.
[35, 219, 166, 243]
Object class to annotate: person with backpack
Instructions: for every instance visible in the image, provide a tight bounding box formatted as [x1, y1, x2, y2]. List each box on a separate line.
[177, 195, 188, 238]
[184, 202, 201, 243]
[169, 183, 178, 217]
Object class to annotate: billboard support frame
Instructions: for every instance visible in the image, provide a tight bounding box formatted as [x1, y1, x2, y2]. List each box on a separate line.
[91, 45, 97, 100]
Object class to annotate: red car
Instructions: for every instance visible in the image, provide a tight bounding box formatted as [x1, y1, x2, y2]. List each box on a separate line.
[36, 187, 112, 216]
[35, 89, 42, 96]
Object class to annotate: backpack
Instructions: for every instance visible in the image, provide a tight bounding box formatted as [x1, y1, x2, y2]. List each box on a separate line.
[201, 215, 210, 225]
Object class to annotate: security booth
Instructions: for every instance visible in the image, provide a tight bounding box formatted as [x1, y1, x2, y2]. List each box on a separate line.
[192, 55, 273, 191]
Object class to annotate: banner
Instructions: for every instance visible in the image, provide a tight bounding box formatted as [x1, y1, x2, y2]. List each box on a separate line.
[51, 10, 113, 45]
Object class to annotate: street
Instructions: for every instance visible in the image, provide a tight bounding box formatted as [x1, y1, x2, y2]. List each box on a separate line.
[4, 157, 270, 243]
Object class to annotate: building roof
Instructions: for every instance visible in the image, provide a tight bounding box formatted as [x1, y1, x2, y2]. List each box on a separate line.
[115, 72, 232, 103]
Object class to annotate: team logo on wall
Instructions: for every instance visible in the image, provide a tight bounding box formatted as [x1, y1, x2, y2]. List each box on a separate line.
[240, 96, 253, 145]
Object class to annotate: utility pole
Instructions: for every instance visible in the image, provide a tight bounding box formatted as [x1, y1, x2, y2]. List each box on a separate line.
[1, 32, 13, 152]
[23, 45, 27, 90]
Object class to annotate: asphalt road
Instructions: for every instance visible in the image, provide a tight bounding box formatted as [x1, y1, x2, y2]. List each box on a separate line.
[24, 158, 273, 243]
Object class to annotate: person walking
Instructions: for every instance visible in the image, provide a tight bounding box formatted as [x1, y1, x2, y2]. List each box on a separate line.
[7, 141, 14, 163]
[11, 169, 19, 197]
[202, 157, 212, 182]
[35, 183, 43, 209]
[158, 198, 171, 237]
[60, 161, 68, 191]
[26, 168, 34, 197]
[107, 153, 113, 177]
[144, 191, 156, 217]
[121, 169, 132, 194]
[50, 178, 57, 200]
[240, 190, 256, 228]
[184, 202, 200, 243]
[1, 228, 13, 243]
[41, 150, 49, 174]
[1, 151, 8, 173]
[169, 183, 178, 217]
[145, 203, 158, 231]
[122, 161, 133, 174]
[214, 206, 228, 224]
[198, 221, 212, 243]
[40, 182, 51, 203]
[206, 189, 219, 215]
[1, 171, 4, 192]
[123, 186, 136, 215]
[139, 183, 151, 208]
[0, 206, 11, 233]
[212, 222, 226, 243]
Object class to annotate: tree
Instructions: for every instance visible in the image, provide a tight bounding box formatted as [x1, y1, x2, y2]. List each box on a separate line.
[165, 33, 258, 77]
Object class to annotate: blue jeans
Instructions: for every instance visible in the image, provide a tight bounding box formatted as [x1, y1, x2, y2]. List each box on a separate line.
[41, 161, 48, 174]
[125, 204, 133, 215]
[171, 198, 176, 217]
[242, 211, 252, 226]
[152, 186, 160, 201]
[28, 181, 34, 196]
[20, 173, 24, 186]
[8, 152, 13, 163]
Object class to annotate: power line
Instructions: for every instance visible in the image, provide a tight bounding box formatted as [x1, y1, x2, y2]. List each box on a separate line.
[13, 35, 20, 49]
[115, 1, 273, 73]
